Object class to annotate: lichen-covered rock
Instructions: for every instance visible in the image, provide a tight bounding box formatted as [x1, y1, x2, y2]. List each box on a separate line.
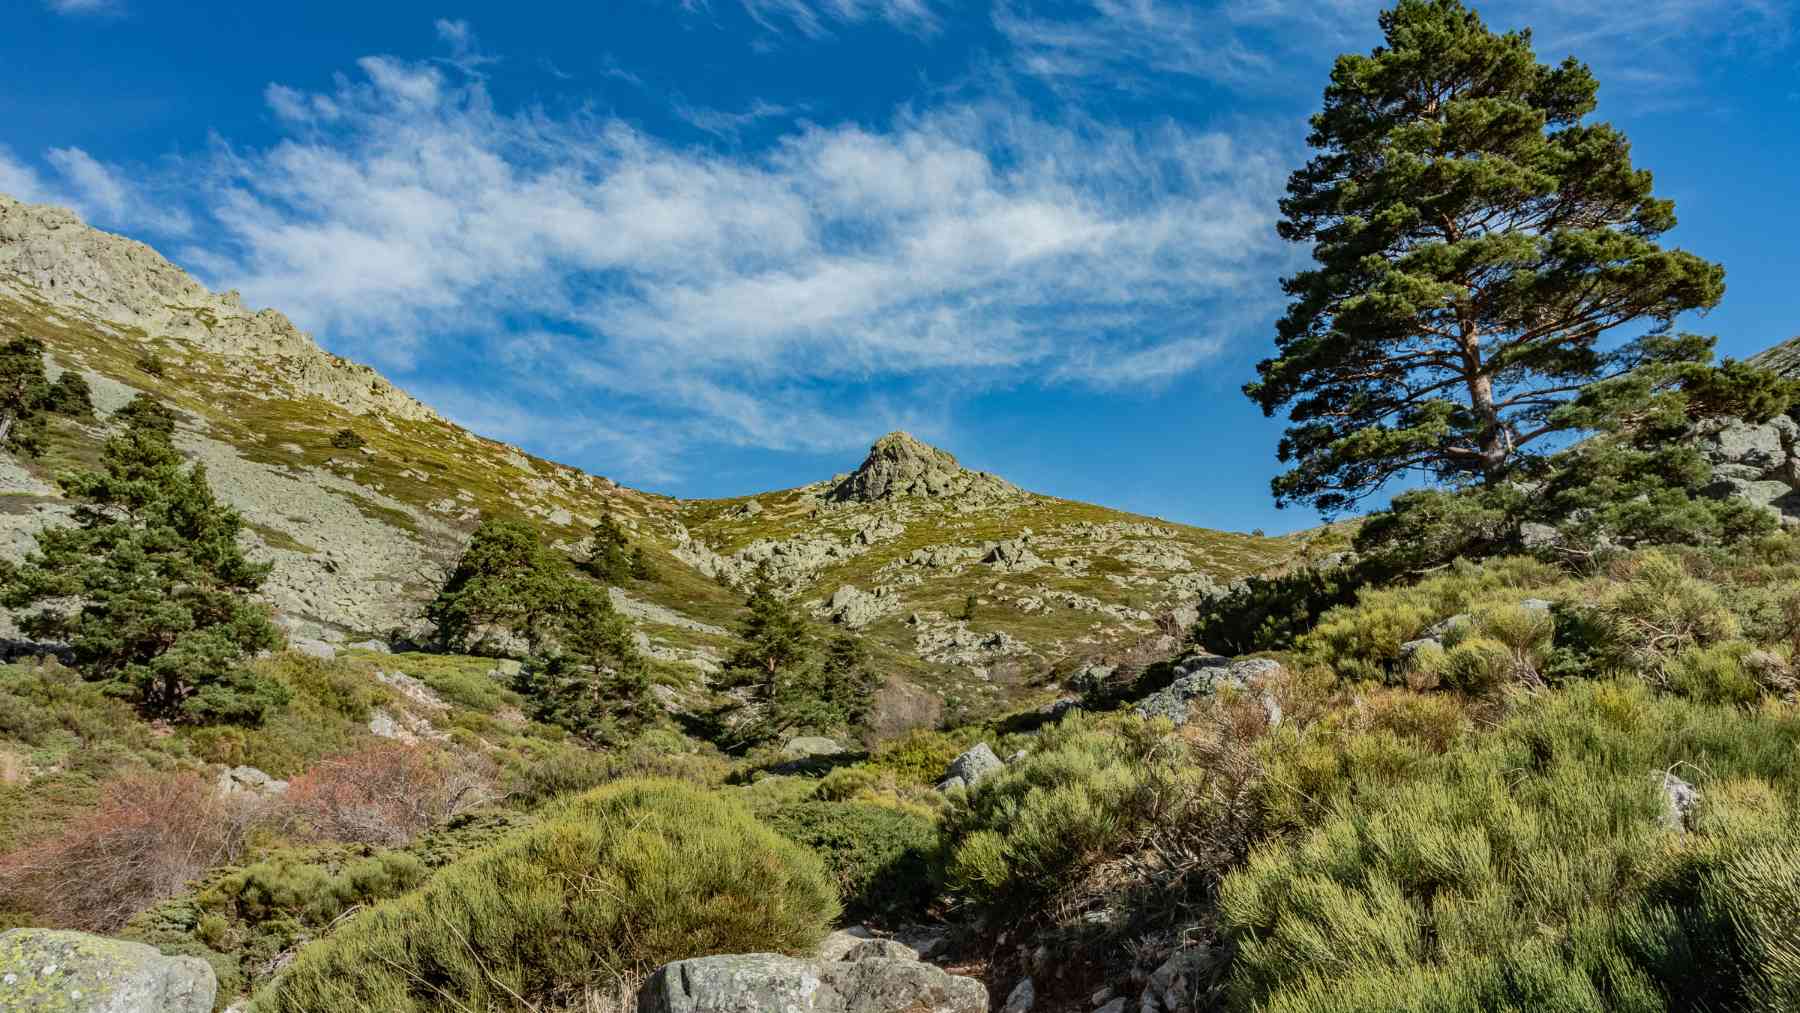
[0, 928, 216, 1013]
[842, 939, 919, 962]
[1002, 976, 1036, 1013]
[636, 953, 986, 1013]
[937, 742, 1004, 792]
[823, 585, 899, 629]
[1134, 657, 1282, 726]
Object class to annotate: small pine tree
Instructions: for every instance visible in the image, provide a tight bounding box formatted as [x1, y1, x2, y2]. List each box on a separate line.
[110, 393, 178, 441]
[0, 336, 53, 457]
[330, 428, 365, 450]
[724, 564, 813, 690]
[512, 590, 655, 745]
[427, 518, 594, 653]
[44, 370, 94, 418]
[582, 509, 641, 585]
[2, 398, 287, 723]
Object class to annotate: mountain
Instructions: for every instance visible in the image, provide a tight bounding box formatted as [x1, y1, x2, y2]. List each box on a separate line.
[1749, 334, 1800, 378]
[0, 193, 1305, 719]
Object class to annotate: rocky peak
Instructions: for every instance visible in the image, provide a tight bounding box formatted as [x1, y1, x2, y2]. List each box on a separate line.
[1749, 335, 1800, 379]
[830, 431, 1019, 503]
[0, 193, 435, 421]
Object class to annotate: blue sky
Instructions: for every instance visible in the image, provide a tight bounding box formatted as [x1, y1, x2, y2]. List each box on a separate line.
[3, 0, 1796, 533]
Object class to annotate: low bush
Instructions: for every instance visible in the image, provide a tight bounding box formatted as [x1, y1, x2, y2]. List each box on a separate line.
[0, 769, 262, 930]
[763, 800, 940, 920]
[1219, 681, 1800, 1012]
[941, 715, 1176, 908]
[282, 743, 496, 846]
[250, 779, 838, 1013]
[329, 428, 364, 450]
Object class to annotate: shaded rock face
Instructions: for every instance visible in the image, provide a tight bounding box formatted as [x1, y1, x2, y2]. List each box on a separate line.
[0, 928, 216, 1013]
[831, 433, 1018, 504]
[637, 952, 986, 1013]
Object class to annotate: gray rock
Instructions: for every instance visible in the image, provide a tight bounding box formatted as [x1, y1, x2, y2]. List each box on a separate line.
[817, 927, 877, 962]
[1518, 598, 1554, 612]
[1134, 657, 1282, 726]
[1653, 771, 1699, 831]
[783, 736, 847, 759]
[824, 585, 899, 630]
[1003, 977, 1036, 1013]
[939, 743, 1004, 791]
[843, 939, 919, 963]
[344, 638, 390, 653]
[637, 953, 986, 1013]
[1141, 947, 1211, 1013]
[289, 637, 337, 660]
[1424, 613, 1472, 640]
[935, 775, 967, 794]
[831, 432, 1020, 505]
[983, 538, 1047, 573]
[1096, 1000, 1128, 1013]
[0, 928, 216, 1013]
[214, 764, 287, 797]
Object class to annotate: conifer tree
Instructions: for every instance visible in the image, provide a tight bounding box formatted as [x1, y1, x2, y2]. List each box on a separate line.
[512, 591, 654, 745]
[3, 396, 287, 723]
[428, 518, 595, 652]
[1249, 0, 1726, 514]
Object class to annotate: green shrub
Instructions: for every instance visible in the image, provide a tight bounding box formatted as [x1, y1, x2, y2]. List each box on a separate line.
[135, 352, 166, 377]
[251, 779, 838, 1013]
[763, 800, 940, 919]
[942, 715, 1174, 908]
[867, 728, 965, 785]
[1219, 681, 1800, 1012]
[329, 428, 364, 450]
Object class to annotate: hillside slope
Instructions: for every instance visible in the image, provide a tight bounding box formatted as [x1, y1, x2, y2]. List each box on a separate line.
[0, 193, 1299, 718]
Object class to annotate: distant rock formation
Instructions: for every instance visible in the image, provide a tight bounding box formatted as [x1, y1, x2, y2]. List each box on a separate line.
[0, 193, 434, 421]
[1748, 335, 1800, 378]
[830, 432, 1019, 504]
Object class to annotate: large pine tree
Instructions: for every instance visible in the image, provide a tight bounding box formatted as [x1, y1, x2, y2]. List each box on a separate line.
[3, 396, 286, 723]
[1248, 0, 1726, 514]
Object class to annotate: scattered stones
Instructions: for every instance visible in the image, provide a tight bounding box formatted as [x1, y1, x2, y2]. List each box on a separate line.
[636, 953, 986, 1013]
[983, 538, 1047, 573]
[0, 928, 216, 1013]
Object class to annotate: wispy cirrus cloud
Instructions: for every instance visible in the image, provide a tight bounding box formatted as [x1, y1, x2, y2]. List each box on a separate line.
[44, 0, 121, 15]
[995, 0, 1794, 103]
[99, 52, 1283, 463]
[680, 0, 942, 38]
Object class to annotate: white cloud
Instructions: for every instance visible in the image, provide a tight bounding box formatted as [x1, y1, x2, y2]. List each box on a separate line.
[684, 0, 942, 38]
[675, 98, 799, 140]
[995, 0, 1793, 101]
[145, 56, 1285, 458]
[45, 0, 120, 15]
[45, 147, 191, 235]
[0, 147, 56, 205]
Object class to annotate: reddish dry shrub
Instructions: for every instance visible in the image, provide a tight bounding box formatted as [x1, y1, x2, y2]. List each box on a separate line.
[0, 769, 260, 930]
[282, 742, 496, 846]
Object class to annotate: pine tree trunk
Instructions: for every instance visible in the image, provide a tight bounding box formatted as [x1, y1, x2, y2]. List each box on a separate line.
[1459, 318, 1506, 484]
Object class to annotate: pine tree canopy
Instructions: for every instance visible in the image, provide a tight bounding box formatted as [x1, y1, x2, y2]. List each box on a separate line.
[2, 395, 286, 723]
[1247, 0, 1726, 515]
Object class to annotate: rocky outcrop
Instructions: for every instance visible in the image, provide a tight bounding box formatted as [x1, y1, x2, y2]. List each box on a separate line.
[821, 585, 901, 629]
[831, 432, 1019, 504]
[1135, 656, 1283, 726]
[637, 951, 986, 1013]
[0, 928, 216, 1013]
[0, 194, 434, 421]
[1695, 415, 1800, 525]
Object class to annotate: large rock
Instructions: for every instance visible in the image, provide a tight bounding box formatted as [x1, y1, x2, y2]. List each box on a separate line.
[936, 742, 1004, 793]
[831, 432, 1019, 504]
[823, 585, 899, 630]
[1135, 657, 1282, 727]
[0, 928, 216, 1013]
[637, 953, 986, 1013]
